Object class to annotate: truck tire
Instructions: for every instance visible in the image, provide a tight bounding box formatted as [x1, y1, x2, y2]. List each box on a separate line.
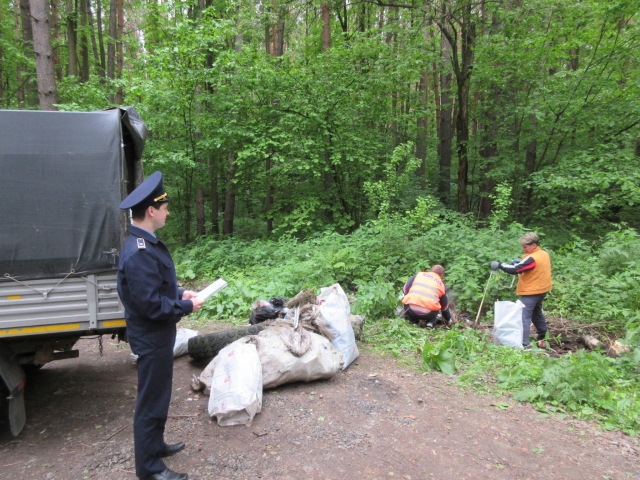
[188, 325, 265, 360]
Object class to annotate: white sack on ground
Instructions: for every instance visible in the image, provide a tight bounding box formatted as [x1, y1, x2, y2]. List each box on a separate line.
[317, 284, 359, 369]
[493, 300, 524, 349]
[195, 335, 261, 395]
[349, 314, 366, 341]
[174, 328, 199, 358]
[196, 360, 214, 395]
[248, 327, 343, 389]
[208, 342, 263, 426]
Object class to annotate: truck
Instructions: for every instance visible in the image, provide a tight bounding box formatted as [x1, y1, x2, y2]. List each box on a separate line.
[0, 107, 147, 436]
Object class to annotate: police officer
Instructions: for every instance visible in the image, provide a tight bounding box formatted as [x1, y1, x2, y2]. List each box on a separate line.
[117, 172, 204, 480]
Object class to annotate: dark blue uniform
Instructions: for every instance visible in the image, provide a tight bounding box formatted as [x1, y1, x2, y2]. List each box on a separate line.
[117, 225, 192, 479]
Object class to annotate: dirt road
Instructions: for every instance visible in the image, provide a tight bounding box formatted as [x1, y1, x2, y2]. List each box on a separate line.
[0, 326, 638, 480]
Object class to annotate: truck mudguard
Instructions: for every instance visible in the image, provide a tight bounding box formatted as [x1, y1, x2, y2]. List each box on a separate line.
[0, 347, 26, 436]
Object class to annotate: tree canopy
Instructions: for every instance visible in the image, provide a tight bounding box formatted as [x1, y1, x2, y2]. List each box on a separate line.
[1, 0, 639, 244]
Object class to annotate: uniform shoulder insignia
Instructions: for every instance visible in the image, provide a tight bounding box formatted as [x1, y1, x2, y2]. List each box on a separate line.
[136, 238, 146, 249]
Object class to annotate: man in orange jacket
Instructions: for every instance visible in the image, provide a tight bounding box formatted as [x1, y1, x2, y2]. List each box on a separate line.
[491, 232, 552, 347]
[401, 265, 452, 329]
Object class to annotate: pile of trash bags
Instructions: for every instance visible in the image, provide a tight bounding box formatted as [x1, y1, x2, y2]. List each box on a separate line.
[189, 283, 365, 427]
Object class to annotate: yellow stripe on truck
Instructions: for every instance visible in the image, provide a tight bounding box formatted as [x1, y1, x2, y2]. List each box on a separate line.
[102, 320, 126, 327]
[0, 323, 81, 336]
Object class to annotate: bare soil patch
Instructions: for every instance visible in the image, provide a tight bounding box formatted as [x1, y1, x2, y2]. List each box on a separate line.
[0, 322, 638, 480]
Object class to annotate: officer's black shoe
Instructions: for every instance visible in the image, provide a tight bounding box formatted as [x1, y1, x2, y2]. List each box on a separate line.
[160, 441, 185, 458]
[141, 468, 188, 480]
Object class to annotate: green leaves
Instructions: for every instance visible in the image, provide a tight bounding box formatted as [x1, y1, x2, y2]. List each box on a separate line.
[422, 341, 457, 374]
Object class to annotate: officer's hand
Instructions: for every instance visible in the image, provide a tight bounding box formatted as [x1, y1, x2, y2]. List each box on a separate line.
[490, 261, 501, 271]
[182, 290, 198, 300]
[191, 297, 205, 312]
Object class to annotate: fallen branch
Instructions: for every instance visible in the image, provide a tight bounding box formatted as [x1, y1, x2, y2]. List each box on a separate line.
[549, 322, 610, 334]
[489, 445, 512, 470]
[105, 424, 129, 441]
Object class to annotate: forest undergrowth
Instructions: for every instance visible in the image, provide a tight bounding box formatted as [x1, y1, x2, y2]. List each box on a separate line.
[174, 218, 640, 435]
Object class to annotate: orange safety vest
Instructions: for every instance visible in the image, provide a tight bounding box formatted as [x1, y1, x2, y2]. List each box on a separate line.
[516, 246, 553, 295]
[402, 272, 445, 311]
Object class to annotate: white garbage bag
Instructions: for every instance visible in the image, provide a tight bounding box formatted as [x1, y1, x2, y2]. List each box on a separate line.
[493, 300, 524, 349]
[173, 328, 199, 358]
[317, 284, 359, 369]
[208, 343, 263, 426]
[249, 327, 343, 389]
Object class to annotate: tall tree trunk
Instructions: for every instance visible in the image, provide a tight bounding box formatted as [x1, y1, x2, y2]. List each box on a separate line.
[50, 0, 62, 81]
[438, 1, 475, 214]
[115, 0, 123, 103]
[264, 2, 284, 234]
[265, 155, 273, 233]
[79, 0, 89, 81]
[14, 0, 25, 107]
[196, 186, 205, 236]
[96, 0, 105, 77]
[106, 0, 116, 80]
[20, 0, 39, 105]
[264, 1, 271, 54]
[569, 47, 579, 71]
[523, 113, 537, 209]
[415, 71, 428, 188]
[321, 3, 332, 191]
[391, 91, 398, 146]
[210, 161, 219, 237]
[87, 0, 100, 70]
[438, 34, 453, 203]
[222, 13, 242, 236]
[478, 95, 497, 219]
[183, 173, 193, 244]
[321, 2, 330, 52]
[223, 150, 236, 235]
[29, 0, 58, 109]
[65, 0, 77, 77]
[455, 73, 471, 214]
[336, 0, 347, 35]
[358, 3, 366, 32]
[275, 10, 284, 56]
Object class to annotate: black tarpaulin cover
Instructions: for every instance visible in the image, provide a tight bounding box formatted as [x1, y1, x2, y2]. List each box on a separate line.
[0, 108, 146, 281]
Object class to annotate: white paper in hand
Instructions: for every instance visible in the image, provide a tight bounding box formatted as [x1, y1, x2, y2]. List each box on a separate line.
[196, 278, 228, 301]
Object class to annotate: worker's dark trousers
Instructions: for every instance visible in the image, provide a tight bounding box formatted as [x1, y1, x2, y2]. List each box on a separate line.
[128, 326, 177, 479]
[403, 307, 439, 325]
[520, 293, 547, 346]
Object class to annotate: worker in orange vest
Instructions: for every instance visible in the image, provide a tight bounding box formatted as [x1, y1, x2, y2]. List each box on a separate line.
[491, 232, 552, 347]
[401, 265, 452, 329]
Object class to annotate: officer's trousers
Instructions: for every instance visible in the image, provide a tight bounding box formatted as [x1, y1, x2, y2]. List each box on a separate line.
[129, 325, 177, 479]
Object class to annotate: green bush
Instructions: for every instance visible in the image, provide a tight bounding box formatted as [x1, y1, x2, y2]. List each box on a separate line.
[174, 221, 640, 434]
